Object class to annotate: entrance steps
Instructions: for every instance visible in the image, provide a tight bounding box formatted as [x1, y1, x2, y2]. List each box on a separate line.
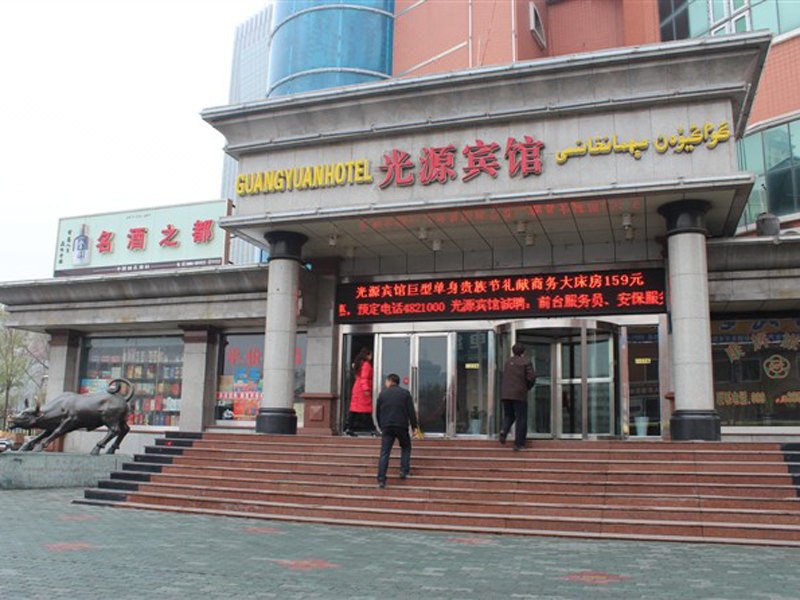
[77, 432, 800, 546]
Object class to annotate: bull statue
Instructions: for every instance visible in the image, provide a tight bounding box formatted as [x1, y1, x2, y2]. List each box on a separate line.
[10, 378, 135, 455]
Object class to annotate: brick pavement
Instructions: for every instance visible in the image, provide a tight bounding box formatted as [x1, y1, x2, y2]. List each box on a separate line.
[1, 488, 799, 599]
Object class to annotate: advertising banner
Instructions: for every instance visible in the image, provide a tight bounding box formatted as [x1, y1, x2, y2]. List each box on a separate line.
[336, 268, 666, 323]
[54, 200, 229, 276]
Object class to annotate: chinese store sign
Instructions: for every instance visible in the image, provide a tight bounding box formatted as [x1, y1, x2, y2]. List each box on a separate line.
[235, 120, 730, 197]
[336, 268, 666, 324]
[54, 200, 228, 276]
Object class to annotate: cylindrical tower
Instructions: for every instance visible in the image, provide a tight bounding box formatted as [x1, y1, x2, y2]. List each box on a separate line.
[268, 0, 394, 97]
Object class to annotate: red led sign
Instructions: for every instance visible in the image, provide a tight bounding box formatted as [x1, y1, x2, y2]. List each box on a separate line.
[336, 268, 666, 323]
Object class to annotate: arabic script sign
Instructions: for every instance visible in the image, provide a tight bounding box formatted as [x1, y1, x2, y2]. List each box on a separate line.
[336, 268, 666, 324]
[236, 121, 731, 197]
[555, 121, 731, 165]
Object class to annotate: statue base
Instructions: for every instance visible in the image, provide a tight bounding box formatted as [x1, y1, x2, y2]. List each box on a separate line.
[0, 452, 130, 489]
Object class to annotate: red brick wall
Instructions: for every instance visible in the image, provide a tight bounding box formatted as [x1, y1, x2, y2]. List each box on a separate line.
[749, 35, 800, 128]
[393, 0, 660, 77]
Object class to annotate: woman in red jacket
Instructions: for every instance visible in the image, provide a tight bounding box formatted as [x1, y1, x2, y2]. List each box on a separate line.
[345, 348, 376, 436]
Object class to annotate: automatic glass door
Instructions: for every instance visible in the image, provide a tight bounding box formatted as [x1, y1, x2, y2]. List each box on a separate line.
[508, 319, 617, 439]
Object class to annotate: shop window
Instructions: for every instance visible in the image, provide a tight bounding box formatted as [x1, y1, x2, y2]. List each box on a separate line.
[216, 332, 306, 424]
[79, 337, 184, 427]
[712, 318, 800, 426]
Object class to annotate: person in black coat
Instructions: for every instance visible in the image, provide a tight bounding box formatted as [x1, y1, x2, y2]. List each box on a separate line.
[375, 373, 419, 488]
[499, 343, 536, 451]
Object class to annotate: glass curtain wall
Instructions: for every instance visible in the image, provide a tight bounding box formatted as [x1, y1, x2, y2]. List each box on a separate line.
[738, 119, 800, 224]
[660, 0, 800, 41]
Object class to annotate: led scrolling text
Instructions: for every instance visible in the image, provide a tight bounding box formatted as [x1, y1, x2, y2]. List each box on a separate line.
[336, 269, 666, 324]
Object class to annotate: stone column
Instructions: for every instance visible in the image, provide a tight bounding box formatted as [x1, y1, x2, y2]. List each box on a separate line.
[658, 200, 721, 441]
[45, 330, 81, 402]
[301, 259, 340, 435]
[179, 327, 219, 433]
[257, 231, 308, 434]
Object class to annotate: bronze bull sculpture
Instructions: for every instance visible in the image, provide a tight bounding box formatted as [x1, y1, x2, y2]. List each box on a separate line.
[10, 378, 135, 455]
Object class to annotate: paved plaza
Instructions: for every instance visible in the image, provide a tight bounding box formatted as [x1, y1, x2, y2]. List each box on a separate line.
[1, 488, 799, 599]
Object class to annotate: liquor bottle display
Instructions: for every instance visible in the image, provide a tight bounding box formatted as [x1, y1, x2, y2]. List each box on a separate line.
[79, 337, 184, 427]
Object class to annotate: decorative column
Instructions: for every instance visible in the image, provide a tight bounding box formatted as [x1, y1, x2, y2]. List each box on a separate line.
[44, 330, 81, 401]
[257, 231, 308, 434]
[658, 200, 721, 441]
[179, 327, 218, 433]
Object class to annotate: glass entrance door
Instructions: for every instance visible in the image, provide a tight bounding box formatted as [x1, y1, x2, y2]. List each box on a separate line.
[374, 332, 490, 437]
[415, 334, 449, 434]
[509, 319, 617, 439]
[375, 333, 451, 436]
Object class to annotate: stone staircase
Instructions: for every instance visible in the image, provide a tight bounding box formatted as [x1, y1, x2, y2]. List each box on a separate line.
[76, 432, 800, 546]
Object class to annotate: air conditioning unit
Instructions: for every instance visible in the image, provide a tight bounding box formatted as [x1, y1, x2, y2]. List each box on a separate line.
[528, 1, 546, 49]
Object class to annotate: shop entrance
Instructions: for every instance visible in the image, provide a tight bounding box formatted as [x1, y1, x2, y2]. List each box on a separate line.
[371, 331, 492, 437]
[499, 319, 617, 439]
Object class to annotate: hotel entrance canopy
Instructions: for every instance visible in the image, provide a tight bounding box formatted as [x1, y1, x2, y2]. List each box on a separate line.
[203, 32, 770, 262]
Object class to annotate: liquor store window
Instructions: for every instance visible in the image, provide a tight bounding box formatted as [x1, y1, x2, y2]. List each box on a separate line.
[79, 336, 184, 428]
[712, 318, 800, 426]
[216, 332, 307, 424]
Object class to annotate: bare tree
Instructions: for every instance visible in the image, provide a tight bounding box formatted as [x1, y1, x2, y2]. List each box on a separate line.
[0, 309, 48, 429]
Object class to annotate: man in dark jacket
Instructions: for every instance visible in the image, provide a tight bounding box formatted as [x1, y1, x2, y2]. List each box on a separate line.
[375, 373, 419, 488]
[500, 343, 536, 451]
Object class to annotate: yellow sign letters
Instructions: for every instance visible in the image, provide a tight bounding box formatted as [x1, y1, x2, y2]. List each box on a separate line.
[236, 159, 373, 197]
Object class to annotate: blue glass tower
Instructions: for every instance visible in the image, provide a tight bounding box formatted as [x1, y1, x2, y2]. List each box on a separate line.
[268, 0, 394, 97]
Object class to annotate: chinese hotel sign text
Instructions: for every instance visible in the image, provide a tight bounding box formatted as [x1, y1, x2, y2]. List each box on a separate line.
[54, 201, 228, 277]
[235, 121, 731, 197]
[336, 268, 666, 324]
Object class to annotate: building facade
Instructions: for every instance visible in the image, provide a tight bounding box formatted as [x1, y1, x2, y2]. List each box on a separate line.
[222, 6, 273, 265]
[2, 2, 800, 454]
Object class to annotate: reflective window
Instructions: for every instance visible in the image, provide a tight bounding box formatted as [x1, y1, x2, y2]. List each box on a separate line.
[712, 318, 800, 426]
[737, 118, 800, 224]
[661, 0, 800, 39]
[628, 328, 661, 437]
[777, 0, 800, 32]
[80, 337, 184, 427]
[268, 0, 393, 97]
[455, 332, 490, 435]
[216, 333, 306, 423]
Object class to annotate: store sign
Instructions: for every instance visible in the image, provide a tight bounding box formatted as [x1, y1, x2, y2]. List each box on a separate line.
[54, 200, 228, 276]
[235, 118, 731, 198]
[336, 268, 666, 324]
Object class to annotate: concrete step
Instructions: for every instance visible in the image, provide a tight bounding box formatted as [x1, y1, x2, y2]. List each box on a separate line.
[76, 498, 800, 547]
[175, 446, 793, 470]
[81, 433, 800, 547]
[103, 489, 800, 543]
[151, 455, 795, 486]
[128, 482, 800, 526]
[143, 462, 797, 498]
[199, 433, 782, 452]
[136, 472, 800, 511]
[191, 438, 785, 459]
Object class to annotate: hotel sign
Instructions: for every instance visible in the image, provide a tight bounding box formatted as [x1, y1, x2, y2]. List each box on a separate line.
[336, 268, 666, 324]
[236, 120, 731, 199]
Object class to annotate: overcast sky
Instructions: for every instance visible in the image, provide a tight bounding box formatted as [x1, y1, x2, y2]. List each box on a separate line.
[0, 0, 269, 281]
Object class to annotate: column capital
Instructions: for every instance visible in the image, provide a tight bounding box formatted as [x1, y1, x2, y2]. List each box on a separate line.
[657, 200, 711, 236]
[265, 230, 308, 262]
